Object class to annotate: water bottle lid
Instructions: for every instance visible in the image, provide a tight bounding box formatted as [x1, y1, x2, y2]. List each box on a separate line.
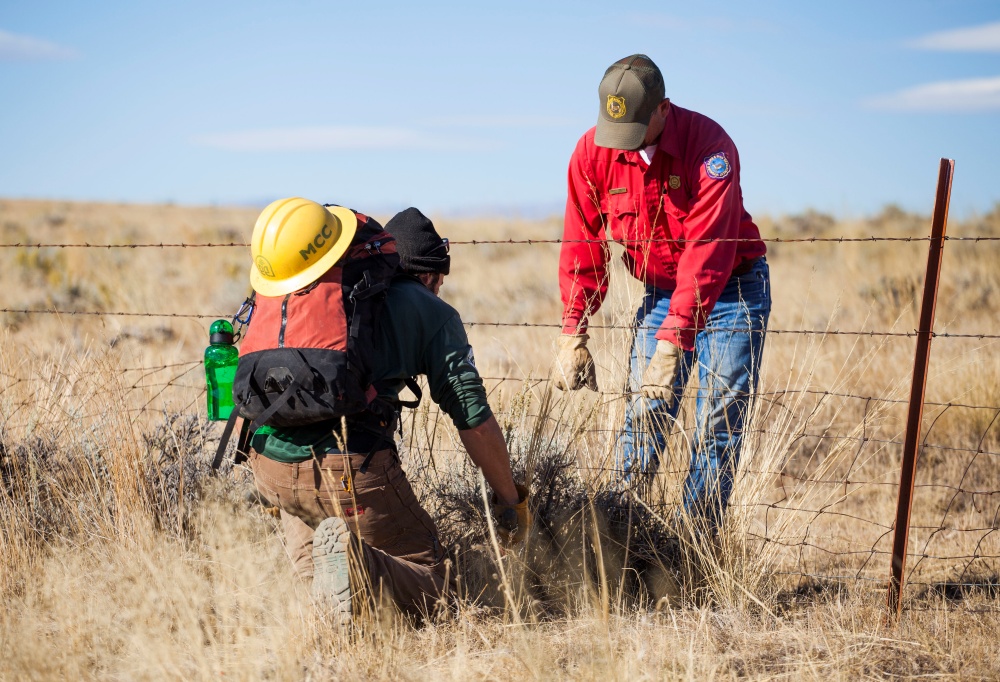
[210, 319, 235, 345]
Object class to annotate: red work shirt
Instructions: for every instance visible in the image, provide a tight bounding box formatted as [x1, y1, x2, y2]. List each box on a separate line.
[559, 103, 766, 350]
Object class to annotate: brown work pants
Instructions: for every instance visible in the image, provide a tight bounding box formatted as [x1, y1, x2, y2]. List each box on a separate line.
[250, 448, 448, 616]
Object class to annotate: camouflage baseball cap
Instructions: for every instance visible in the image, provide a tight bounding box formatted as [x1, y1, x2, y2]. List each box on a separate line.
[595, 54, 665, 150]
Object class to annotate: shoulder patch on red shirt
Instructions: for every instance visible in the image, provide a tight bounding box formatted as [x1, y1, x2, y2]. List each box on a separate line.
[704, 152, 731, 180]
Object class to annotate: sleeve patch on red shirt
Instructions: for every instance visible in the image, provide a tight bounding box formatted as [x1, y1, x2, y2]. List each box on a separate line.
[704, 152, 731, 180]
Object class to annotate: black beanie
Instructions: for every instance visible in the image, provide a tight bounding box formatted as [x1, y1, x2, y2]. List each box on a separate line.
[385, 207, 451, 275]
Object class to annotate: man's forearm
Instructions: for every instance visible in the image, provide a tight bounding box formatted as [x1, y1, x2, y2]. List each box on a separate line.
[459, 415, 519, 505]
[558, 236, 610, 334]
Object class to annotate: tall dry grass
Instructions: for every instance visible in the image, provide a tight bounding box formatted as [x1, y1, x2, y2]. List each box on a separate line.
[1, 198, 999, 679]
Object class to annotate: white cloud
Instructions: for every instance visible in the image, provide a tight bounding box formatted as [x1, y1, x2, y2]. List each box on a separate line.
[907, 21, 1000, 52]
[192, 125, 497, 152]
[0, 28, 77, 60]
[865, 76, 1000, 112]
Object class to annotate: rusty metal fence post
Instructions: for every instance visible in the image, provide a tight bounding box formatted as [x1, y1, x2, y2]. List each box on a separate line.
[886, 158, 955, 618]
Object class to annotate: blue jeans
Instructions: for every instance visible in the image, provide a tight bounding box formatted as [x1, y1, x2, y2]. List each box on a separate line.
[619, 257, 771, 527]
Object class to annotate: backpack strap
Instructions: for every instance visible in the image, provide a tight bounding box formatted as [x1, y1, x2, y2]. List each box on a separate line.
[211, 403, 253, 472]
[398, 377, 422, 409]
[348, 270, 390, 339]
[233, 418, 253, 466]
[350, 270, 390, 302]
[248, 376, 302, 430]
[355, 425, 396, 474]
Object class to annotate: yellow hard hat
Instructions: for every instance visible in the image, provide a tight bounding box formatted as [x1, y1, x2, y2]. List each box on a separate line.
[249, 197, 358, 297]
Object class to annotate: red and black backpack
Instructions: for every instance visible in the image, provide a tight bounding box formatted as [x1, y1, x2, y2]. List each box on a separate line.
[235, 210, 399, 427]
[212, 209, 400, 471]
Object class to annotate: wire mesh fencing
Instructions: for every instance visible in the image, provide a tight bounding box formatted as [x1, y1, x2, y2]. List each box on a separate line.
[0, 228, 998, 614]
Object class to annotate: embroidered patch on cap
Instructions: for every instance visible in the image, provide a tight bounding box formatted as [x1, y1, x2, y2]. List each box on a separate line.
[704, 152, 731, 180]
[607, 95, 626, 119]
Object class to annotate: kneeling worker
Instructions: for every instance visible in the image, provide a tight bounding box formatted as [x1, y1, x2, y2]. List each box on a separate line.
[239, 198, 528, 623]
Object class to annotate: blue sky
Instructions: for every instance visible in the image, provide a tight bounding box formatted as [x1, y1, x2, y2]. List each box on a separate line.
[1, 1, 999, 219]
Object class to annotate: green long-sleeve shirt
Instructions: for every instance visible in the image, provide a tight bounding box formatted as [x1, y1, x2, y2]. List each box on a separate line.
[253, 277, 491, 462]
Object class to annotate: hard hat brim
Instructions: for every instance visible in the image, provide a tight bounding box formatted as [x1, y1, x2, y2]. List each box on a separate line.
[249, 205, 358, 297]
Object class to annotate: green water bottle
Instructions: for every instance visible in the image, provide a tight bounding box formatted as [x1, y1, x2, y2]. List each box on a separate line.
[205, 319, 239, 421]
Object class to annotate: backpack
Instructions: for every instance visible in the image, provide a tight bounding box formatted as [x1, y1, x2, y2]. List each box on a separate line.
[233, 210, 399, 428]
[211, 209, 401, 472]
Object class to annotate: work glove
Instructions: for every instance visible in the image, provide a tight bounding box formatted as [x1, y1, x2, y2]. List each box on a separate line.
[553, 334, 598, 392]
[640, 340, 684, 406]
[491, 484, 531, 546]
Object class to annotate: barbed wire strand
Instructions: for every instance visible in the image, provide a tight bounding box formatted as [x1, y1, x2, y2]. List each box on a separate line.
[3, 235, 1000, 248]
[2, 308, 998, 341]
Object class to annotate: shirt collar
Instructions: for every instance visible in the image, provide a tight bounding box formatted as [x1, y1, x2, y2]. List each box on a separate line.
[657, 106, 681, 158]
[611, 106, 681, 163]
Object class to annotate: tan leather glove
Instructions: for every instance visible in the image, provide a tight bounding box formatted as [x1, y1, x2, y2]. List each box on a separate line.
[553, 334, 598, 391]
[491, 484, 531, 546]
[640, 340, 684, 406]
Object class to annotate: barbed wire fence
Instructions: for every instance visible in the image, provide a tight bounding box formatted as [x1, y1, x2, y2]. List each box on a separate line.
[1, 182, 998, 615]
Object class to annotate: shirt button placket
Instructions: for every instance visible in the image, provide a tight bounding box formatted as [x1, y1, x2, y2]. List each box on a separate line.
[646, 175, 661, 228]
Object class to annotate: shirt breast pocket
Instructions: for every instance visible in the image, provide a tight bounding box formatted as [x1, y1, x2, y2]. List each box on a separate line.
[661, 184, 690, 221]
[608, 193, 641, 239]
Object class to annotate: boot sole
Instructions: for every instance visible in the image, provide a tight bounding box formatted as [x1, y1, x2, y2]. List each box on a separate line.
[312, 516, 352, 624]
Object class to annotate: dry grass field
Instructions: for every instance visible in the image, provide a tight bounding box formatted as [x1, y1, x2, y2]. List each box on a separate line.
[1, 197, 1000, 680]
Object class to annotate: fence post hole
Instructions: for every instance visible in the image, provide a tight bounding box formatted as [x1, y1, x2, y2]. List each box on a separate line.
[886, 158, 955, 619]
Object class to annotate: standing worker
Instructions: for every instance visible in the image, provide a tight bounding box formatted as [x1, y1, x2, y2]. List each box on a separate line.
[238, 199, 529, 624]
[553, 54, 771, 530]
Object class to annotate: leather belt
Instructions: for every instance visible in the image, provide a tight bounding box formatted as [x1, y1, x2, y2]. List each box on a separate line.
[731, 256, 760, 278]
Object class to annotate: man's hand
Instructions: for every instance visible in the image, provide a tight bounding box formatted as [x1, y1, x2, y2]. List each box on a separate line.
[492, 484, 531, 546]
[553, 334, 598, 391]
[640, 340, 684, 405]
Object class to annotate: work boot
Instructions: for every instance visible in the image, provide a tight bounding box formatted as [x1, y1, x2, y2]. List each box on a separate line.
[312, 516, 354, 625]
